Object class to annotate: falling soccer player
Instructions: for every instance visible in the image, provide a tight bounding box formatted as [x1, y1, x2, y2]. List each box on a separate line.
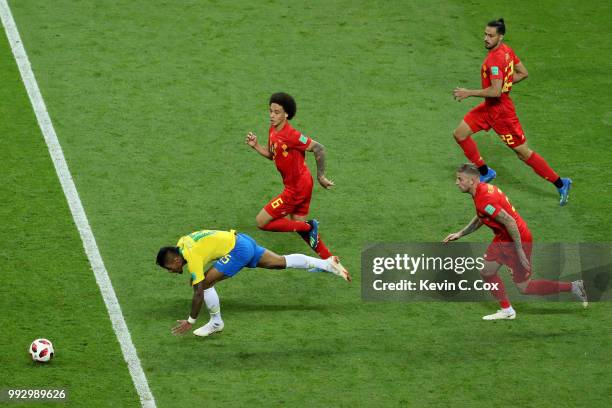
[452, 18, 572, 206]
[443, 164, 587, 320]
[156, 229, 350, 337]
[245, 92, 336, 259]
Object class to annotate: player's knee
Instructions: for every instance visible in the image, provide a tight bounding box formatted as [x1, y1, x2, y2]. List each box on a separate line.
[514, 147, 532, 161]
[479, 269, 495, 279]
[515, 281, 530, 294]
[453, 128, 467, 142]
[255, 216, 268, 229]
[260, 254, 285, 269]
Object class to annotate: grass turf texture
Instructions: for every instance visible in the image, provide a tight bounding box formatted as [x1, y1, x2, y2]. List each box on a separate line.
[2, 0, 611, 406]
[0, 17, 139, 406]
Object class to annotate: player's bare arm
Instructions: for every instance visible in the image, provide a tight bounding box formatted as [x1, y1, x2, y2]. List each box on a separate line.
[245, 131, 273, 160]
[307, 140, 334, 189]
[454, 78, 503, 101]
[443, 216, 483, 242]
[494, 209, 530, 270]
[513, 62, 528, 84]
[171, 280, 205, 335]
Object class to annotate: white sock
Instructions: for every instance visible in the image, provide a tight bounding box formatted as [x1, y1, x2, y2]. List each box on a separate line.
[284, 254, 331, 272]
[203, 287, 222, 323]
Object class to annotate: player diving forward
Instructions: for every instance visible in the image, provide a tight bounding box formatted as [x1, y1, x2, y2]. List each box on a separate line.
[156, 229, 350, 337]
[246, 92, 336, 259]
[452, 18, 572, 206]
[443, 164, 587, 320]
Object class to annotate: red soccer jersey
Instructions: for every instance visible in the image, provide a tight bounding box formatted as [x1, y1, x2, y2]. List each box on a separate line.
[473, 182, 530, 242]
[268, 122, 313, 192]
[481, 43, 521, 112]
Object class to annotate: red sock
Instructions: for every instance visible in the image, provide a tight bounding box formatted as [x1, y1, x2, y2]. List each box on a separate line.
[260, 218, 310, 232]
[297, 232, 333, 259]
[483, 274, 511, 309]
[524, 280, 572, 295]
[314, 237, 332, 259]
[457, 137, 485, 167]
[525, 152, 559, 183]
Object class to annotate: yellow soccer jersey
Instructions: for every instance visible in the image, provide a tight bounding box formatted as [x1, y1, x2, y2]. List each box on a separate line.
[176, 230, 236, 286]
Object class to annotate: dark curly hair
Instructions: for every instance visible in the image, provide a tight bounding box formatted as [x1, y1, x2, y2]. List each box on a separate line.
[156, 246, 180, 267]
[269, 92, 297, 120]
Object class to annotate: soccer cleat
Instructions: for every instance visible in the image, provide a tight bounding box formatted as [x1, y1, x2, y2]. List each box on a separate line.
[480, 167, 497, 183]
[328, 256, 351, 282]
[482, 308, 516, 320]
[307, 219, 319, 249]
[193, 320, 224, 337]
[571, 280, 588, 308]
[558, 178, 572, 206]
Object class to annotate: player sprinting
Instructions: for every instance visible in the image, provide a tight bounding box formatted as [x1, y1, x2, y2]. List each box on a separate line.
[452, 18, 572, 206]
[245, 92, 335, 259]
[156, 229, 350, 337]
[443, 164, 587, 320]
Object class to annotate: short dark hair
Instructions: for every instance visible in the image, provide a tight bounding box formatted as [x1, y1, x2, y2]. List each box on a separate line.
[156, 246, 180, 267]
[457, 163, 480, 177]
[269, 92, 297, 120]
[487, 18, 506, 35]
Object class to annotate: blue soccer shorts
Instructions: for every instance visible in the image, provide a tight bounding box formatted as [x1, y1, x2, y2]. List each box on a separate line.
[213, 233, 266, 277]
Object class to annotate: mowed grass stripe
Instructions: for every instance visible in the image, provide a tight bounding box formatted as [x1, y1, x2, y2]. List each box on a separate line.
[0, 2, 144, 407]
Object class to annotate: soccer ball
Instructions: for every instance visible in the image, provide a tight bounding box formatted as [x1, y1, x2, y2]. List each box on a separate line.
[29, 339, 54, 363]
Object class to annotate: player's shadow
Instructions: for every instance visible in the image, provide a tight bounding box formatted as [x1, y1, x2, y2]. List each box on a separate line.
[150, 298, 329, 318]
[475, 301, 577, 315]
[223, 299, 328, 313]
[492, 163, 553, 197]
[151, 298, 195, 318]
[512, 304, 579, 315]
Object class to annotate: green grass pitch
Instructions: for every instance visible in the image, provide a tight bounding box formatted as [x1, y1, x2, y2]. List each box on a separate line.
[1, 0, 611, 406]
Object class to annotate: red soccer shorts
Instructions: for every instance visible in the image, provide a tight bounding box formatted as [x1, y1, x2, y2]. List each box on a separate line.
[484, 233, 533, 283]
[264, 181, 313, 219]
[464, 102, 527, 148]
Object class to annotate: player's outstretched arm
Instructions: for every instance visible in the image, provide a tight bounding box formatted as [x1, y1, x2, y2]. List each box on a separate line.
[443, 216, 483, 243]
[513, 62, 528, 84]
[306, 140, 334, 189]
[171, 281, 205, 335]
[245, 131, 272, 160]
[453, 79, 503, 101]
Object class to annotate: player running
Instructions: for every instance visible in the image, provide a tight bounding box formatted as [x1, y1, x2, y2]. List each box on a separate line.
[452, 18, 572, 206]
[156, 229, 350, 337]
[443, 164, 587, 320]
[245, 92, 335, 260]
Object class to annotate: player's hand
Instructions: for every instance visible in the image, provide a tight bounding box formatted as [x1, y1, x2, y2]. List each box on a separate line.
[245, 132, 258, 147]
[453, 88, 471, 102]
[171, 320, 192, 335]
[518, 250, 531, 271]
[317, 175, 334, 189]
[442, 232, 462, 243]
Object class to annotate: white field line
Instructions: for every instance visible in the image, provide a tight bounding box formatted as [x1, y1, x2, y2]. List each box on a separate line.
[0, 2, 156, 406]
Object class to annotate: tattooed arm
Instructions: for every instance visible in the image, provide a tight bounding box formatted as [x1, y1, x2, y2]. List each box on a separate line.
[306, 140, 334, 189]
[494, 209, 530, 270]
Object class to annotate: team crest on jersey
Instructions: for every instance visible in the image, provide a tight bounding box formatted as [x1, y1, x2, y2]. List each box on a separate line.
[491, 66, 499, 75]
[485, 204, 496, 215]
[299, 134, 308, 144]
